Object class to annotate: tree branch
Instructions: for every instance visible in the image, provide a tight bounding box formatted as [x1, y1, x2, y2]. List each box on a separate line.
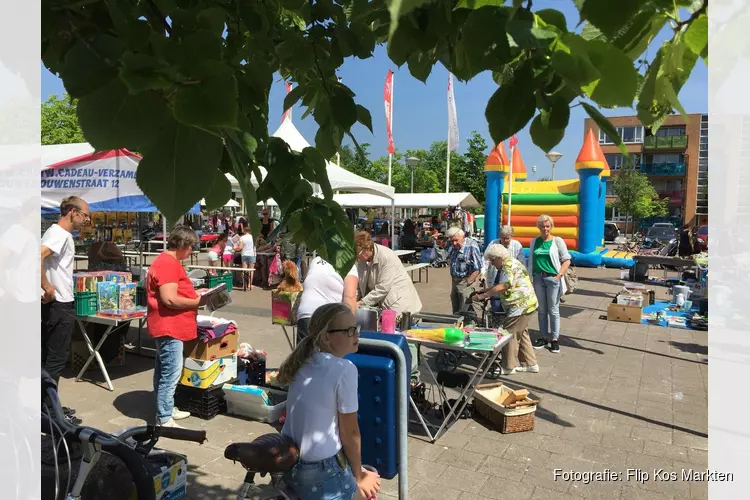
[146, 0, 172, 35]
[674, 0, 707, 30]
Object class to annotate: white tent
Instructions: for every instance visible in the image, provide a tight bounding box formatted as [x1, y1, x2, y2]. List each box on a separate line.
[199, 198, 240, 208]
[333, 192, 480, 209]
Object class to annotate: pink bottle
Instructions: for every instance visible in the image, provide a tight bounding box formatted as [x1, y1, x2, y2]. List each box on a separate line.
[380, 309, 397, 334]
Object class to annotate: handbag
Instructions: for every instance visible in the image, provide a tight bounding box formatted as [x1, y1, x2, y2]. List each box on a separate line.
[563, 266, 578, 294]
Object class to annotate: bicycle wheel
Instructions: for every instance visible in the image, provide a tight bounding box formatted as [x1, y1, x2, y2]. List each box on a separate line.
[435, 350, 460, 372]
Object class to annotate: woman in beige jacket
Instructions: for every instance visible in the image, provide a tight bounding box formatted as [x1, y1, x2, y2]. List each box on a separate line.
[355, 231, 422, 314]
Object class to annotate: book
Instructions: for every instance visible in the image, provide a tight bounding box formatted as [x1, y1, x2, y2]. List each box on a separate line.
[97, 281, 118, 310]
[200, 282, 232, 312]
[118, 283, 137, 311]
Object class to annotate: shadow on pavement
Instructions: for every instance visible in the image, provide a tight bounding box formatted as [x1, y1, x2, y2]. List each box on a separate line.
[187, 464, 247, 500]
[113, 390, 155, 422]
[565, 335, 707, 364]
[666, 340, 708, 356]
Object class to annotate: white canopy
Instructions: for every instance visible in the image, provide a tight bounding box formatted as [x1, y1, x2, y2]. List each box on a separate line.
[199, 198, 240, 208]
[333, 192, 480, 209]
[226, 120, 394, 201]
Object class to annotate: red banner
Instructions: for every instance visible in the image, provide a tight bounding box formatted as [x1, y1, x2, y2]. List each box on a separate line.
[384, 70, 395, 154]
[282, 81, 292, 123]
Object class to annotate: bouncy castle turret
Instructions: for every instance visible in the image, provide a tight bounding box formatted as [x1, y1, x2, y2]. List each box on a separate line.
[599, 145, 611, 246]
[576, 129, 608, 254]
[510, 146, 527, 182]
[483, 142, 510, 246]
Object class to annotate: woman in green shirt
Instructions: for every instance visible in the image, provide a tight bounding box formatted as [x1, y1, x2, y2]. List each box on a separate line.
[526, 215, 571, 354]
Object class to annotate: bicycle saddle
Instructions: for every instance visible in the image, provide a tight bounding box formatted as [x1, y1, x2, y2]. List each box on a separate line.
[224, 433, 299, 473]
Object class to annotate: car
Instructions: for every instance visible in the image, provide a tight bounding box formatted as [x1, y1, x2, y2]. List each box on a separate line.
[604, 222, 620, 242]
[694, 225, 708, 252]
[645, 225, 678, 245]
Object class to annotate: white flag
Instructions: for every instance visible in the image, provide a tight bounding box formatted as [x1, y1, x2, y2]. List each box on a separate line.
[447, 73, 459, 151]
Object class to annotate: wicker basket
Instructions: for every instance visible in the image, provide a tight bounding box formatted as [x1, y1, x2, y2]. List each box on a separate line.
[473, 383, 539, 434]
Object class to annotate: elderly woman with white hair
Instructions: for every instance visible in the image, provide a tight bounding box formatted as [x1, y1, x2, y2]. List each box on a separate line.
[527, 214, 571, 354]
[472, 243, 539, 374]
[482, 225, 525, 288]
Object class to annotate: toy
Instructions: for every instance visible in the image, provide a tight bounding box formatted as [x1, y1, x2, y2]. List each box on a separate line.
[405, 327, 464, 344]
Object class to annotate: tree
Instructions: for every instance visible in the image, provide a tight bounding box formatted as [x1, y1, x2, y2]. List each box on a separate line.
[41, 0, 707, 275]
[612, 167, 668, 235]
[452, 131, 488, 204]
[41, 94, 85, 145]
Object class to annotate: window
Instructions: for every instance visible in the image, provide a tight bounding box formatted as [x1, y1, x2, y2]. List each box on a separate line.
[606, 180, 614, 195]
[604, 153, 640, 170]
[654, 126, 686, 137]
[644, 153, 684, 164]
[598, 125, 644, 144]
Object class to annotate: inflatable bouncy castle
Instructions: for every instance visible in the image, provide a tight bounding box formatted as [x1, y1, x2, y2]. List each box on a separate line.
[483, 130, 634, 268]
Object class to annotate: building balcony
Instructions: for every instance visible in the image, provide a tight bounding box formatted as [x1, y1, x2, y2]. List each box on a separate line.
[656, 190, 684, 203]
[644, 135, 688, 149]
[639, 162, 686, 176]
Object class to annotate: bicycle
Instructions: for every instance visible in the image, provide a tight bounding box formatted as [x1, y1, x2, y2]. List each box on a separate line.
[41, 369, 207, 500]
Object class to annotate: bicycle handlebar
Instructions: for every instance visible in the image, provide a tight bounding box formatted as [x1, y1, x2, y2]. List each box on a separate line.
[41, 371, 156, 500]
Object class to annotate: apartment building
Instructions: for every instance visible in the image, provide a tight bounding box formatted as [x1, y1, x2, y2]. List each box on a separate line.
[583, 113, 707, 228]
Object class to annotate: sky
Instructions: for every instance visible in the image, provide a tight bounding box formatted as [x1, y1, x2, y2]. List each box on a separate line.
[40, 0, 707, 183]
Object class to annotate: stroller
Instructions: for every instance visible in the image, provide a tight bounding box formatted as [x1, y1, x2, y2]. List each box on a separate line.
[421, 240, 450, 268]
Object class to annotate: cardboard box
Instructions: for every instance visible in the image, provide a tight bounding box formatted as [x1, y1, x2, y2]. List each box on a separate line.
[151, 456, 187, 500]
[607, 302, 642, 323]
[180, 355, 238, 389]
[183, 331, 238, 361]
[616, 293, 643, 307]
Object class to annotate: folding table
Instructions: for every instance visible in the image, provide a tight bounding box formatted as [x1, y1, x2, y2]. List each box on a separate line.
[406, 332, 511, 442]
[75, 313, 146, 391]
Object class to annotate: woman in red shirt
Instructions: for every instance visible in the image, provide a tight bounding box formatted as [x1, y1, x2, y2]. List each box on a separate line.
[147, 226, 206, 428]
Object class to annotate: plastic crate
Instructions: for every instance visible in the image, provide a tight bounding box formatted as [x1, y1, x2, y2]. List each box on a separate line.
[174, 380, 234, 420]
[207, 272, 233, 292]
[75, 291, 98, 316]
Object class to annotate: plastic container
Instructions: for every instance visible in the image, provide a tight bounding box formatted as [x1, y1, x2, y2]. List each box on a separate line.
[380, 309, 397, 334]
[74, 291, 98, 316]
[222, 384, 287, 423]
[207, 272, 233, 292]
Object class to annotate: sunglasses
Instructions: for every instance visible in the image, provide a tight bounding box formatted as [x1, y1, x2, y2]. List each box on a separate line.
[327, 325, 361, 337]
[74, 207, 91, 218]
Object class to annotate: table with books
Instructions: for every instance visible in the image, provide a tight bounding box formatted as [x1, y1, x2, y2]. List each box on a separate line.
[72, 271, 147, 391]
[404, 325, 512, 443]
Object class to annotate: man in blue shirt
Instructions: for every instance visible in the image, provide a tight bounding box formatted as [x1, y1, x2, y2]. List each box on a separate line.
[446, 227, 484, 322]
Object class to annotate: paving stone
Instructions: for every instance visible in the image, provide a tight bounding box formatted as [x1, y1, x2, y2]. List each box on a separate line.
[463, 436, 509, 458]
[408, 438, 447, 462]
[529, 486, 579, 499]
[502, 443, 551, 467]
[641, 441, 690, 462]
[601, 434, 647, 454]
[435, 448, 488, 471]
[409, 480, 462, 500]
[559, 426, 603, 446]
[620, 486, 675, 500]
[567, 479, 624, 499]
[477, 455, 530, 481]
[482, 475, 535, 499]
[408, 457, 448, 481]
[435, 466, 490, 495]
[540, 436, 587, 458]
[436, 430, 473, 449]
[686, 447, 707, 466]
[630, 426, 674, 444]
[672, 431, 708, 451]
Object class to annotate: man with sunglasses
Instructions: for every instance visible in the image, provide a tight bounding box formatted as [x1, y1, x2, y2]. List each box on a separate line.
[41, 196, 90, 424]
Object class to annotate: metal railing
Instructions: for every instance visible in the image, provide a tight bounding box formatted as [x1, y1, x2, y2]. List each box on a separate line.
[644, 135, 688, 149]
[639, 162, 686, 175]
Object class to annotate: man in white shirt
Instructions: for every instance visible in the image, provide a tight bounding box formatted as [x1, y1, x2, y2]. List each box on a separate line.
[41, 196, 89, 422]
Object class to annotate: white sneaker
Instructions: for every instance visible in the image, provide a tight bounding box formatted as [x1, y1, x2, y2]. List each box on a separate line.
[500, 366, 516, 375]
[159, 418, 185, 429]
[515, 364, 540, 373]
[172, 408, 191, 420]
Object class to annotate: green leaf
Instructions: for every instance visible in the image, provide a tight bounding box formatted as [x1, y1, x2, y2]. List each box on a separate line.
[551, 34, 600, 89]
[77, 78, 169, 151]
[181, 31, 224, 62]
[136, 121, 224, 222]
[59, 36, 124, 98]
[280, 0, 307, 10]
[197, 7, 226, 36]
[173, 61, 238, 129]
[302, 147, 333, 199]
[582, 102, 627, 155]
[455, 0, 506, 9]
[204, 168, 232, 211]
[356, 104, 374, 133]
[407, 50, 435, 82]
[530, 113, 565, 152]
[119, 52, 174, 93]
[283, 84, 306, 115]
[239, 1, 268, 34]
[579, 0, 648, 38]
[535, 9, 567, 32]
[315, 125, 338, 159]
[612, 9, 668, 60]
[387, 0, 433, 41]
[543, 96, 571, 129]
[684, 12, 708, 64]
[330, 91, 358, 130]
[582, 40, 640, 107]
[506, 20, 558, 49]
[485, 63, 536, 144]
[105, 0, 150, 49]
[457, 7, 512, 78]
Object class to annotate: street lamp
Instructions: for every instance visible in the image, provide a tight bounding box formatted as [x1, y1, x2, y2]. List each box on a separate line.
[406, 156, 419, 193]
[545, 151, 563, 180]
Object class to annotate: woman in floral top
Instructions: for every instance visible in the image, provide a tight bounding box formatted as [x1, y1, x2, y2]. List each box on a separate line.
[473, 243, 539, 375]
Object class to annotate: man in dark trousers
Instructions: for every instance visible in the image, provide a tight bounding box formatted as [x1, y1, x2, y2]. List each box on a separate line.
[41, 196, 89, 424]
[679, 224, 694, 257]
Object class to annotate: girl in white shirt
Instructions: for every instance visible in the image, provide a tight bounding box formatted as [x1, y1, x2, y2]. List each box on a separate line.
[235, 228, 256, 290]
[278, 303, 380, 500]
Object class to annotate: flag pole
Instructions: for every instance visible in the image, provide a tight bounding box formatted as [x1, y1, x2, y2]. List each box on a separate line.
[445, 145, 450, 194]
[507, 145, 514, 227]
[388, 73, 395, 246]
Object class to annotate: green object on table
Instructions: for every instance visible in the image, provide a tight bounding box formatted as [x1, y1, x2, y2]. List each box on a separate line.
[75, 291, 98, 316]
[207, 272, 233, 292]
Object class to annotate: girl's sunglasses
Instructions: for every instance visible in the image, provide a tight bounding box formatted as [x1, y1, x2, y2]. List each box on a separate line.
[327, 325, 361, 337]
